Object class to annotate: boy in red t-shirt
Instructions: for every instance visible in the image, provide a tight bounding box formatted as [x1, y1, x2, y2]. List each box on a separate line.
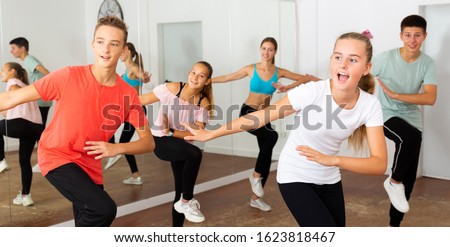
[0, 16, 154, 226]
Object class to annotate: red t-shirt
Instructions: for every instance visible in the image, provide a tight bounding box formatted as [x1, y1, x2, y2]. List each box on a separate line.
[34, 65, 148, 184]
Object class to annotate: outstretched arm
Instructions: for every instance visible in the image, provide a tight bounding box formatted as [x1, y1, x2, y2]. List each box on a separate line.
[129, 64, 151, 83]
[139, 92, 159, 105]
[273, 69, 320, 92]
[297, 125, 387, 175]
[212, 65, 252, 83]
[184, 95, 296, 142]
[378, 78, 437, 105]
[0, 84, 42, 111]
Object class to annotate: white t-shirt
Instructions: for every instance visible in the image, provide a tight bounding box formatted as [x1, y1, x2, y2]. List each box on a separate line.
[277, 79, 383, 185]
[6, 78, 42, 124]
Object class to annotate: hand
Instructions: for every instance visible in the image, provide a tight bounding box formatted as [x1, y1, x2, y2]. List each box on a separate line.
[142, 72, 152, 83]
[162, 114, 169, 135]
[183, 122, 212, 142]
[272, 82, 289, 93]
[296, 145, 338, 166]
[377, 78, 398, 99]
[306, 73, 321, 82]
[84, 141, 118, 160]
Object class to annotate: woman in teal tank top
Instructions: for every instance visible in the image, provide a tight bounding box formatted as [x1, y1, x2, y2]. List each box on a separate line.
[212, 37, 319, 212]
[104, 42, 151, 185]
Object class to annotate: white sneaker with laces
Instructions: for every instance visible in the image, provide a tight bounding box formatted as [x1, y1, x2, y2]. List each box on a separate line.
[13, 192, 34, 207]
[250, 198, 272, 212]
[32, 164, 41, 173]
[0, 159, 10, 173]
[248, 173, 264, 197]
[104, 155, 122, 170]
[383, 176, 409, 213]
[122, 176, 143, 185]
[174, 196, 205, 223]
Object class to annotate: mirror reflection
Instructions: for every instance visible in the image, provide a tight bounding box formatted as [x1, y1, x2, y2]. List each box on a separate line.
[0, 0, 296, 226]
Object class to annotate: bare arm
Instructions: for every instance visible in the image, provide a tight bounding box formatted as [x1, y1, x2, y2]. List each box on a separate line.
[184, 95, 296, 142]
[212, 65, 252, 83]
[297, 126, 387, 175]
[84, 125, 154, 159]
[129, 64, 151, 83]
[35, 65, 50, 76]
[0, 84, 42, 111]
[139, 92, 159, 105]
[273, 69, 320, 92]
[378, 78, 437, 105]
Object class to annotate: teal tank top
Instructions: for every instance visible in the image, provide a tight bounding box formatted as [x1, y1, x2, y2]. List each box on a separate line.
[122, 69, 141, 87]
[249, 64, 278, 95]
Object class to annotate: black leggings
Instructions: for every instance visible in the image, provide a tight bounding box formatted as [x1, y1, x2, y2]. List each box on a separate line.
[153, 136, 203, 227]
[279, 181, 345, 227]
[45, 163, 117, 226]
[109, 106, 147, 174]
[383, 117, 422, 227]
[239, 104, 278, 187]
[0, 118, 43, 194]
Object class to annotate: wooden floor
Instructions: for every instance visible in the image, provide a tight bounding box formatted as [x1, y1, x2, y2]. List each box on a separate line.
[2, 150, 450, 227]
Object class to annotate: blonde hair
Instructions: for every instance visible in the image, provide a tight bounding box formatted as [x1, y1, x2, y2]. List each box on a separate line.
[335, 32, 375, 151]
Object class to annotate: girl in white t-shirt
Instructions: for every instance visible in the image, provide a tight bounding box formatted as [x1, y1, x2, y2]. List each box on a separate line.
[0, 62, 44, 206]
[185, 32, 387, 226]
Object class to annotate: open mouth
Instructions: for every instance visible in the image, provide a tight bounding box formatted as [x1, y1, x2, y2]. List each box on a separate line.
[337, 72, 349, 81]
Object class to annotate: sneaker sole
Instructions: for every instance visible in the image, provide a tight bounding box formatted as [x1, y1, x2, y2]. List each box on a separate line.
[174, 203, 205, 223]
[250, 202, 271, 212]
[0, 166, 10, 173]
[123, 181, 143, 185]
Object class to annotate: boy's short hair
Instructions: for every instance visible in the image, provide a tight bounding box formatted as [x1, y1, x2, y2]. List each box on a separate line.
[94, 16, 128, 44]
[401, 15, 427, 32]
[9, 37, 29, 51]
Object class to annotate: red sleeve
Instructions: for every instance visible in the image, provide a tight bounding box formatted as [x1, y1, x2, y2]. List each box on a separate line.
[33, 67, 70, 101]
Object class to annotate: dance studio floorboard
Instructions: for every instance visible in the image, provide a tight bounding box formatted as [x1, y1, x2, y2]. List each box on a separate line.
[1, 149, 450, 227]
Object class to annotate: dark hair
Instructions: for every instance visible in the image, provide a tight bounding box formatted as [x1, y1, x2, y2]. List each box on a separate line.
[401, 14, 427, 32]
[260, 37, 278, 64]
[335, 32, 375, 151]
[6, 62, 29, 85]
[196, 61, 214, 117]
[94, 16, 128, 44]
[125, 42, 144, 70]
[9, 37, 29, 51]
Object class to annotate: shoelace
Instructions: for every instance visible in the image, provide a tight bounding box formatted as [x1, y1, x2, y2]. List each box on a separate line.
[187, 199, 201, 214]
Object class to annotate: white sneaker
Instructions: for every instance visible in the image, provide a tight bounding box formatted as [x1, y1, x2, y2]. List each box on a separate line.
[250, 198, 272, 212]
[13, 192, 34, 207]
[383, 177, 409, 213]
[174, 196, 205, 223]
[32, 164, 41, 173]
[0, 159, 10, 173]
[248, 173, 264, 197]
[104, 155, 122, 170]
[122, 176, 143, 185]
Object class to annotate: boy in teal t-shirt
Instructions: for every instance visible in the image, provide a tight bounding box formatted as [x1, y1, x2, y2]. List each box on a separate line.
[372, 14, 437, 227]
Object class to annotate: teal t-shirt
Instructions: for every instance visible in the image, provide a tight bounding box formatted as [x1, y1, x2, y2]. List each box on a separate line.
[24, 55, 53, 107]
[371, 48, 436, 130]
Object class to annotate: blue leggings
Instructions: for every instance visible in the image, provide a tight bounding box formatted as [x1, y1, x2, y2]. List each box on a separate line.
[279, 181, 345, 227]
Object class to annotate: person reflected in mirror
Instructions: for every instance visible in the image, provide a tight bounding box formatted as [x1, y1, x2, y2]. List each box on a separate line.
[104, 42, 151, 187]
[184, 32, 387, 227]
[372, 14, 437, 227]
[0, 62, 44, 206]
[0, 16, 154, 226]
[9, 37, 52, 173]
[139, 61, 214, 226]
[211, 37, 319, 212]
